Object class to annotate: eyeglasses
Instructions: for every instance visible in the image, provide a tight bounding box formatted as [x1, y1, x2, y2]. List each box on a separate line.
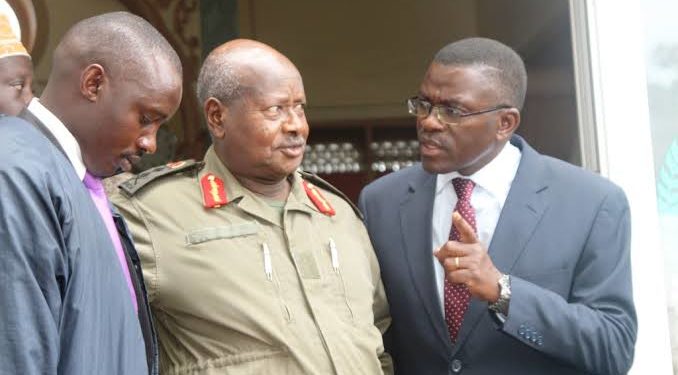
[407, 97, 511, 126]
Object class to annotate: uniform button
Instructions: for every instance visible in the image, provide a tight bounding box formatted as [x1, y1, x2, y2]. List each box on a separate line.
[450, 359, 462, 373]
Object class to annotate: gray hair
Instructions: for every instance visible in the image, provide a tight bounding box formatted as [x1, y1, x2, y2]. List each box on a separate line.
[197, 51, 240, 105]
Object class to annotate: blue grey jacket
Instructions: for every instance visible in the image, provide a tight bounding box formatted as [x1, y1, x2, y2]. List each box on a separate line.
[0, 114, 156, 375]
[359, 135, 637, 374]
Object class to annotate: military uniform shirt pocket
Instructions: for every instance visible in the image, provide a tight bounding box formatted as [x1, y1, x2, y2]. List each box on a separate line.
[322, 238, 355, 323]
[185, 221, 258, 245]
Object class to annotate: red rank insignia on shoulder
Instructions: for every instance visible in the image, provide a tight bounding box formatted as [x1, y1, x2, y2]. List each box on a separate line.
[200, 173, 228, 208]
[302, 180, 335, 216]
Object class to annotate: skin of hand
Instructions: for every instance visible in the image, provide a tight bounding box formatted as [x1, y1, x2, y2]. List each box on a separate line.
[434, 211, 503, 302]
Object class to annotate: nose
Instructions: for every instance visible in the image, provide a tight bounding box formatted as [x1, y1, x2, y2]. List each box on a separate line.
[282, 108, 306, 135]
[418, 108, 444, 132]
[20, 87, 32, 105]
[137, 129, 158, 154]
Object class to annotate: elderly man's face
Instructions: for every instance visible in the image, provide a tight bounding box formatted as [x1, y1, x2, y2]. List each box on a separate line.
[79, 59, 182, 177]
[0, 56, 33, 116]
[218, 62, 308, 182]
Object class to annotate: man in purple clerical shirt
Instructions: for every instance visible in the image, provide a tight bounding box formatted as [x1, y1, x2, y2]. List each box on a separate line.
[0, 11, 182, 375]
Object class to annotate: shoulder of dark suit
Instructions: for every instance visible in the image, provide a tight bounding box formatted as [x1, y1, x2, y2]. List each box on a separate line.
[118, 160, 204, 197]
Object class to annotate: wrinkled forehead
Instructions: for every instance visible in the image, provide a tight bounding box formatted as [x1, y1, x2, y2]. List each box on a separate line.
[238, 61, 304, 99]
[420, 63, 500, 103]
[424, 62, 498, 83]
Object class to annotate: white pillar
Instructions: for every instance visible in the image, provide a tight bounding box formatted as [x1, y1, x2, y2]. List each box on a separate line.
[577, 0, 674, 373]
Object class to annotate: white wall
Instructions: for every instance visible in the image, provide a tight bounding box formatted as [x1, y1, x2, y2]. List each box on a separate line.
[581, 0, 674, 373]
[238, 0, 478, 121]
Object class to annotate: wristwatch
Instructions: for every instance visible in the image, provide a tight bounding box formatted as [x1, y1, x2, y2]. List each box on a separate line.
[488, 274, 511, 316]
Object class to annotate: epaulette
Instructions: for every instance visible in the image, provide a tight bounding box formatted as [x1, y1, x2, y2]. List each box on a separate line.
[298, 170, 364, 221]
[119, 160, 203, 197]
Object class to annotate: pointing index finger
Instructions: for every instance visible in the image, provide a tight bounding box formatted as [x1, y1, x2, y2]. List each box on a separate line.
[452, 211, 477, 244]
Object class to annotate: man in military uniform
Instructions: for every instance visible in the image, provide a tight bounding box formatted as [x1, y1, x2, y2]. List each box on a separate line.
[111, 39, 392, 375]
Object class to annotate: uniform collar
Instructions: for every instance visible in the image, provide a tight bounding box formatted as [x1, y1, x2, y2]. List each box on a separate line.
[200, 147, 317, 227]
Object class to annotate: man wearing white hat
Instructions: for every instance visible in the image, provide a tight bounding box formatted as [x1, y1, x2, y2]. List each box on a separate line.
[0, 0, 32, 115]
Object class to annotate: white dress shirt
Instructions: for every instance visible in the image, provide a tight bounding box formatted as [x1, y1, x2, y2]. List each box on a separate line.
[432, 142, 521, 315]
[27, 98, 86, 181]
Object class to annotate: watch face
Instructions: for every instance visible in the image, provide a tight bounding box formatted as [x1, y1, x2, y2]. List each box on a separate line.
[499, 275, 511, 293]
[488, 275, 510, 314]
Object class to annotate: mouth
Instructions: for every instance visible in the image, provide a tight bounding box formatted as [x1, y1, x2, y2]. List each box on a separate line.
[279, 142, 306, 158]
[118, 154, 142, 172]
[418, 139, 443, 157]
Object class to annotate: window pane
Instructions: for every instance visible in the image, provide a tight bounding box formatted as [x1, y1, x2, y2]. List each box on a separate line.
[643, 2, 678, 372]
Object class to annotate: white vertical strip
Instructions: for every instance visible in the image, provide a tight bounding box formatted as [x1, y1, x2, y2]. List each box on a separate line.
[583, 0, 673, 373]
[569, 0, 600, 172]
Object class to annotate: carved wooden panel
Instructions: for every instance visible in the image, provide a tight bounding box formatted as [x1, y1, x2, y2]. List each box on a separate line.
[6, 0, 36, 51]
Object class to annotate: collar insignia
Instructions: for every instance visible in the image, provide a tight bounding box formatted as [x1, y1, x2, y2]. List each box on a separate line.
[302, 180, 335, 216]
[200, 173, 228, 208]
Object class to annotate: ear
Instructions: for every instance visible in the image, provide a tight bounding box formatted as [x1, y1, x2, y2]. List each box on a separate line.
[80, 64, 106, 102]
[204, 97, 227, 139]
[496, 108, 520, 140]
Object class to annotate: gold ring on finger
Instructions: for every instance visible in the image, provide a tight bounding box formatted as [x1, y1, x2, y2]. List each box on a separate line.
[454, 257, 460, 268]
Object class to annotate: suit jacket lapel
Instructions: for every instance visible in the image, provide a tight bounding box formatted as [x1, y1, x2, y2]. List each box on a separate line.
[399, 168, 454, 356]
[453, 135, 550, 350]
[488, 137, 549, 273]
[113, 211, 159, 374]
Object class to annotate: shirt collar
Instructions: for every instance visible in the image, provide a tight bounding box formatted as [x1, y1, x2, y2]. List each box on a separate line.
[435, 141, 521, 199]
[200, 147, 314, 227]
[27, 98, 87, 181]
[202, 146, 309, 204]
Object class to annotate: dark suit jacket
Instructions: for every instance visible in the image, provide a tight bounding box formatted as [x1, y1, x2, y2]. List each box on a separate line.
[358, 135, 637, 375]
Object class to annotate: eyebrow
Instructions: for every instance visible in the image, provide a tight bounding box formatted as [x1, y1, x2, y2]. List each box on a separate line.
[140, 98, 172, 117]
[142, 108, 169, 122]
[267, 92, 306, 101]
[417, 94, 464, 108]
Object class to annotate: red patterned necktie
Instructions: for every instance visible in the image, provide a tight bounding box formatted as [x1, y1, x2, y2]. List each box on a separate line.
[444, 177, 477, 342]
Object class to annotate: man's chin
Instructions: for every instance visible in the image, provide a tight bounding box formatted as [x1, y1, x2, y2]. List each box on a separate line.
[421, 158, 455, 174]
[276, 158, 302, 175]
[88, 164, 123, 179]
[117, 157, 135, 173]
